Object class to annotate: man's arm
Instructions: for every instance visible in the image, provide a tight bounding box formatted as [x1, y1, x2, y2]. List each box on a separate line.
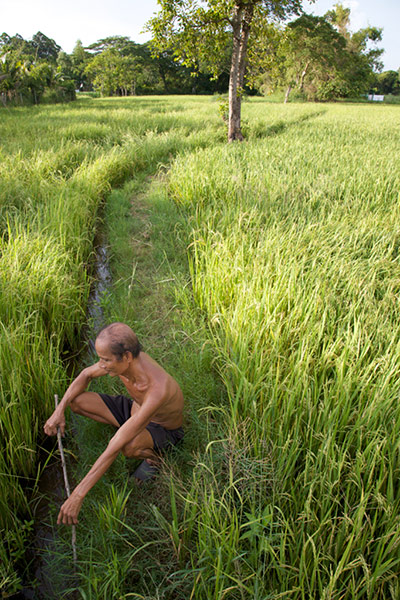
[57, 384, 167, 525]
[44, 362, 105, 436]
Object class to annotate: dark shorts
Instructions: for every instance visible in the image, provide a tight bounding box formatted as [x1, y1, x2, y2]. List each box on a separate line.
[98, 393, 184, 452]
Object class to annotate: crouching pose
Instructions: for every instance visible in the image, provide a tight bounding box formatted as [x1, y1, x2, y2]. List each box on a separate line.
[44, 322, 184, 525]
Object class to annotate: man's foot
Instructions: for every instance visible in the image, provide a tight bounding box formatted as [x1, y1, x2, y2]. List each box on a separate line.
[132, 460, 159, 483]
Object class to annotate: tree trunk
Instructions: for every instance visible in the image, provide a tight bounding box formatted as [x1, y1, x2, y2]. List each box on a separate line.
[237, 5, 254, 91]
[158, 66, 168, 93]
[284, 84, 292, 103]
[228, 2, 255, 142]
[228, 6, 244, 142]
[299, 62, 310, 91]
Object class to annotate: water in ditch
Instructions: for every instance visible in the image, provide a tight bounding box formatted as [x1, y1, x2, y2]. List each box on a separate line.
[18, 231, 111, 599]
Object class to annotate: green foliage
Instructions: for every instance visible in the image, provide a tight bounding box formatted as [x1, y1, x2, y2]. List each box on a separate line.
[373, 70, 400, 95]
[0, 32, 75, 106]
[30, 31, 61, 63]
[85, 49, 138, 96]
[147, 0, 304, 80]
[3, 96, 400, 599]
[70, 39, 92, 90]
[86, 35, 136, 54]
[325, 1, 350, 37]
[253, 2, 385, 101]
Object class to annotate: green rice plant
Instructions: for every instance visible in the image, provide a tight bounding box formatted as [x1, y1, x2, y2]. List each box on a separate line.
[0, 94, 226, 595]
[3, 96, 400, 599]
[96, 482, 132, 532]
[64, 99, 400, 599]
[163, 102, 400, 599]
[153, 430, 277, 600]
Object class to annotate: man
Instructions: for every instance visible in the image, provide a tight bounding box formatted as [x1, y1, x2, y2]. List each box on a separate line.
[44, 322, 184, 526]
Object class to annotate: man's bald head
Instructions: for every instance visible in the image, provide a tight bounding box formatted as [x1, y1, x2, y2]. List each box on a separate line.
[96, 322, 142, 360]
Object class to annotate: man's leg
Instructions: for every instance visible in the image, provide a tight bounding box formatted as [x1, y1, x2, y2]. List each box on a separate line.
[70, 392, 120, 428]
[71, 393, 158, 481]
[121, 429, 156, 460]
[121, 430, 159, 482]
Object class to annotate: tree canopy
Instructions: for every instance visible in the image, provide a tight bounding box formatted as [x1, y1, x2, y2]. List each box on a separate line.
[0, 31, 75, 105]
[147, 0, 306, 141]
[250, 2, 385, 102]
[0, 3, 395, 110]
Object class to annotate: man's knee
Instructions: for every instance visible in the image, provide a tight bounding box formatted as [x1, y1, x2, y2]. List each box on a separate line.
[122, 439, 154, 459]
[69, 396, 80, 413]
[121, 440, 142, 458]
[122, 429, 155, 459]
[69, 393, 88, 414]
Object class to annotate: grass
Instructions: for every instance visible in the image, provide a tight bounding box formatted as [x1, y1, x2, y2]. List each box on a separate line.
[1, 96, 400, 598]
[164, 101, 400, 599]
[0, 95, 223, 596]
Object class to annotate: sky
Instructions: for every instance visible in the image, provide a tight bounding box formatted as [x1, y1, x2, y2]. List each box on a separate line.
[1, 0, 399, 71]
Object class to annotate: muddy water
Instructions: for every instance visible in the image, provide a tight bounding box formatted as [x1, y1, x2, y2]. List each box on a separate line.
[87, 230, 112, 341]
[18, 232, 111, 599]
[19, 456, 78, 599]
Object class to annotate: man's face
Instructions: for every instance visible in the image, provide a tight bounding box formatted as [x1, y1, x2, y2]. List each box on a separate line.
[95, 338, 128, 377]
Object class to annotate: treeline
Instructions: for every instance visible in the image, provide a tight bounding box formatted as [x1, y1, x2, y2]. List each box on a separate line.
[248, 4, 399, 102]
[0, 32, 76, 105]
[1, 2, 399, 107]
[0, 32, 229, 106]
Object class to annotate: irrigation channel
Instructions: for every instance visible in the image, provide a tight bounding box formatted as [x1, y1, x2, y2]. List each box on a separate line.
[19, 229, 112, 599]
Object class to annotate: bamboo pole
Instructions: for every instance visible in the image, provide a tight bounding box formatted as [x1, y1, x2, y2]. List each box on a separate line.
[54, 394, 77, 564]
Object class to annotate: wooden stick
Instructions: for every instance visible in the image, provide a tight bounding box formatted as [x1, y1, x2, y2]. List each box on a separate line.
[54, 394, 77, 564]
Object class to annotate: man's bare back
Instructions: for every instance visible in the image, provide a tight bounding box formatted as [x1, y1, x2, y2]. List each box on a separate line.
[44, 323, 184, 525]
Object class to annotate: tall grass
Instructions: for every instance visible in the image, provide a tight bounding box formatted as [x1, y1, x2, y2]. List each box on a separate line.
[3, 96, 400, 598]
[164, 102, 400, 598]
[0, 95, 223, 595]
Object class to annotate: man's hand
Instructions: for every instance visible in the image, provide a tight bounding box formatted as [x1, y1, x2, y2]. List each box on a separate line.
[44, 410, 66, 437]
[57, 492, 84, 525]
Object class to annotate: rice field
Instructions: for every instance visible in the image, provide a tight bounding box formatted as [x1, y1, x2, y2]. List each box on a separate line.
[0, 96, 221, 594]
[1, 96, 400, 598]
[167, 102, 400, 599]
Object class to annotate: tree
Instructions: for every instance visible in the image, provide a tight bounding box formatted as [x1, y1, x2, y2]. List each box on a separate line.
[374, 70, 400, 95]
[325, 2, 350, 37]
[0, 33, 75, 106]
[27, 62, 54, 103]
[84, 48, 139, 96]
[0, 53, 31, 104]
[147, 0, 305, 142]
[253, 2, 384, 102]
[324, 3, 383, 87]
[30, 31, 61, 63]
[86, 35, 134, 55]
[70, 40, 91, 90]
[57, 50, 74, 80]
[252, 15, 347, 102]
[0, 32, 31, 56]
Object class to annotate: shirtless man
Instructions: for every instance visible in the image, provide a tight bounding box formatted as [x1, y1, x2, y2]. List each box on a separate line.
[44, 322, 184, 526]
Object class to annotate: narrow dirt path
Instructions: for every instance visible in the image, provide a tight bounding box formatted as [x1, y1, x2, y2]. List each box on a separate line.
[61, 174, 223, 598]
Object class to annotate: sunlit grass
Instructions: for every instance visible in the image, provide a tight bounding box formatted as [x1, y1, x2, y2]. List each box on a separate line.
[2, 96, 400, 598]
[165, 102, 400, 599]
[0, 94, 222, 595]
